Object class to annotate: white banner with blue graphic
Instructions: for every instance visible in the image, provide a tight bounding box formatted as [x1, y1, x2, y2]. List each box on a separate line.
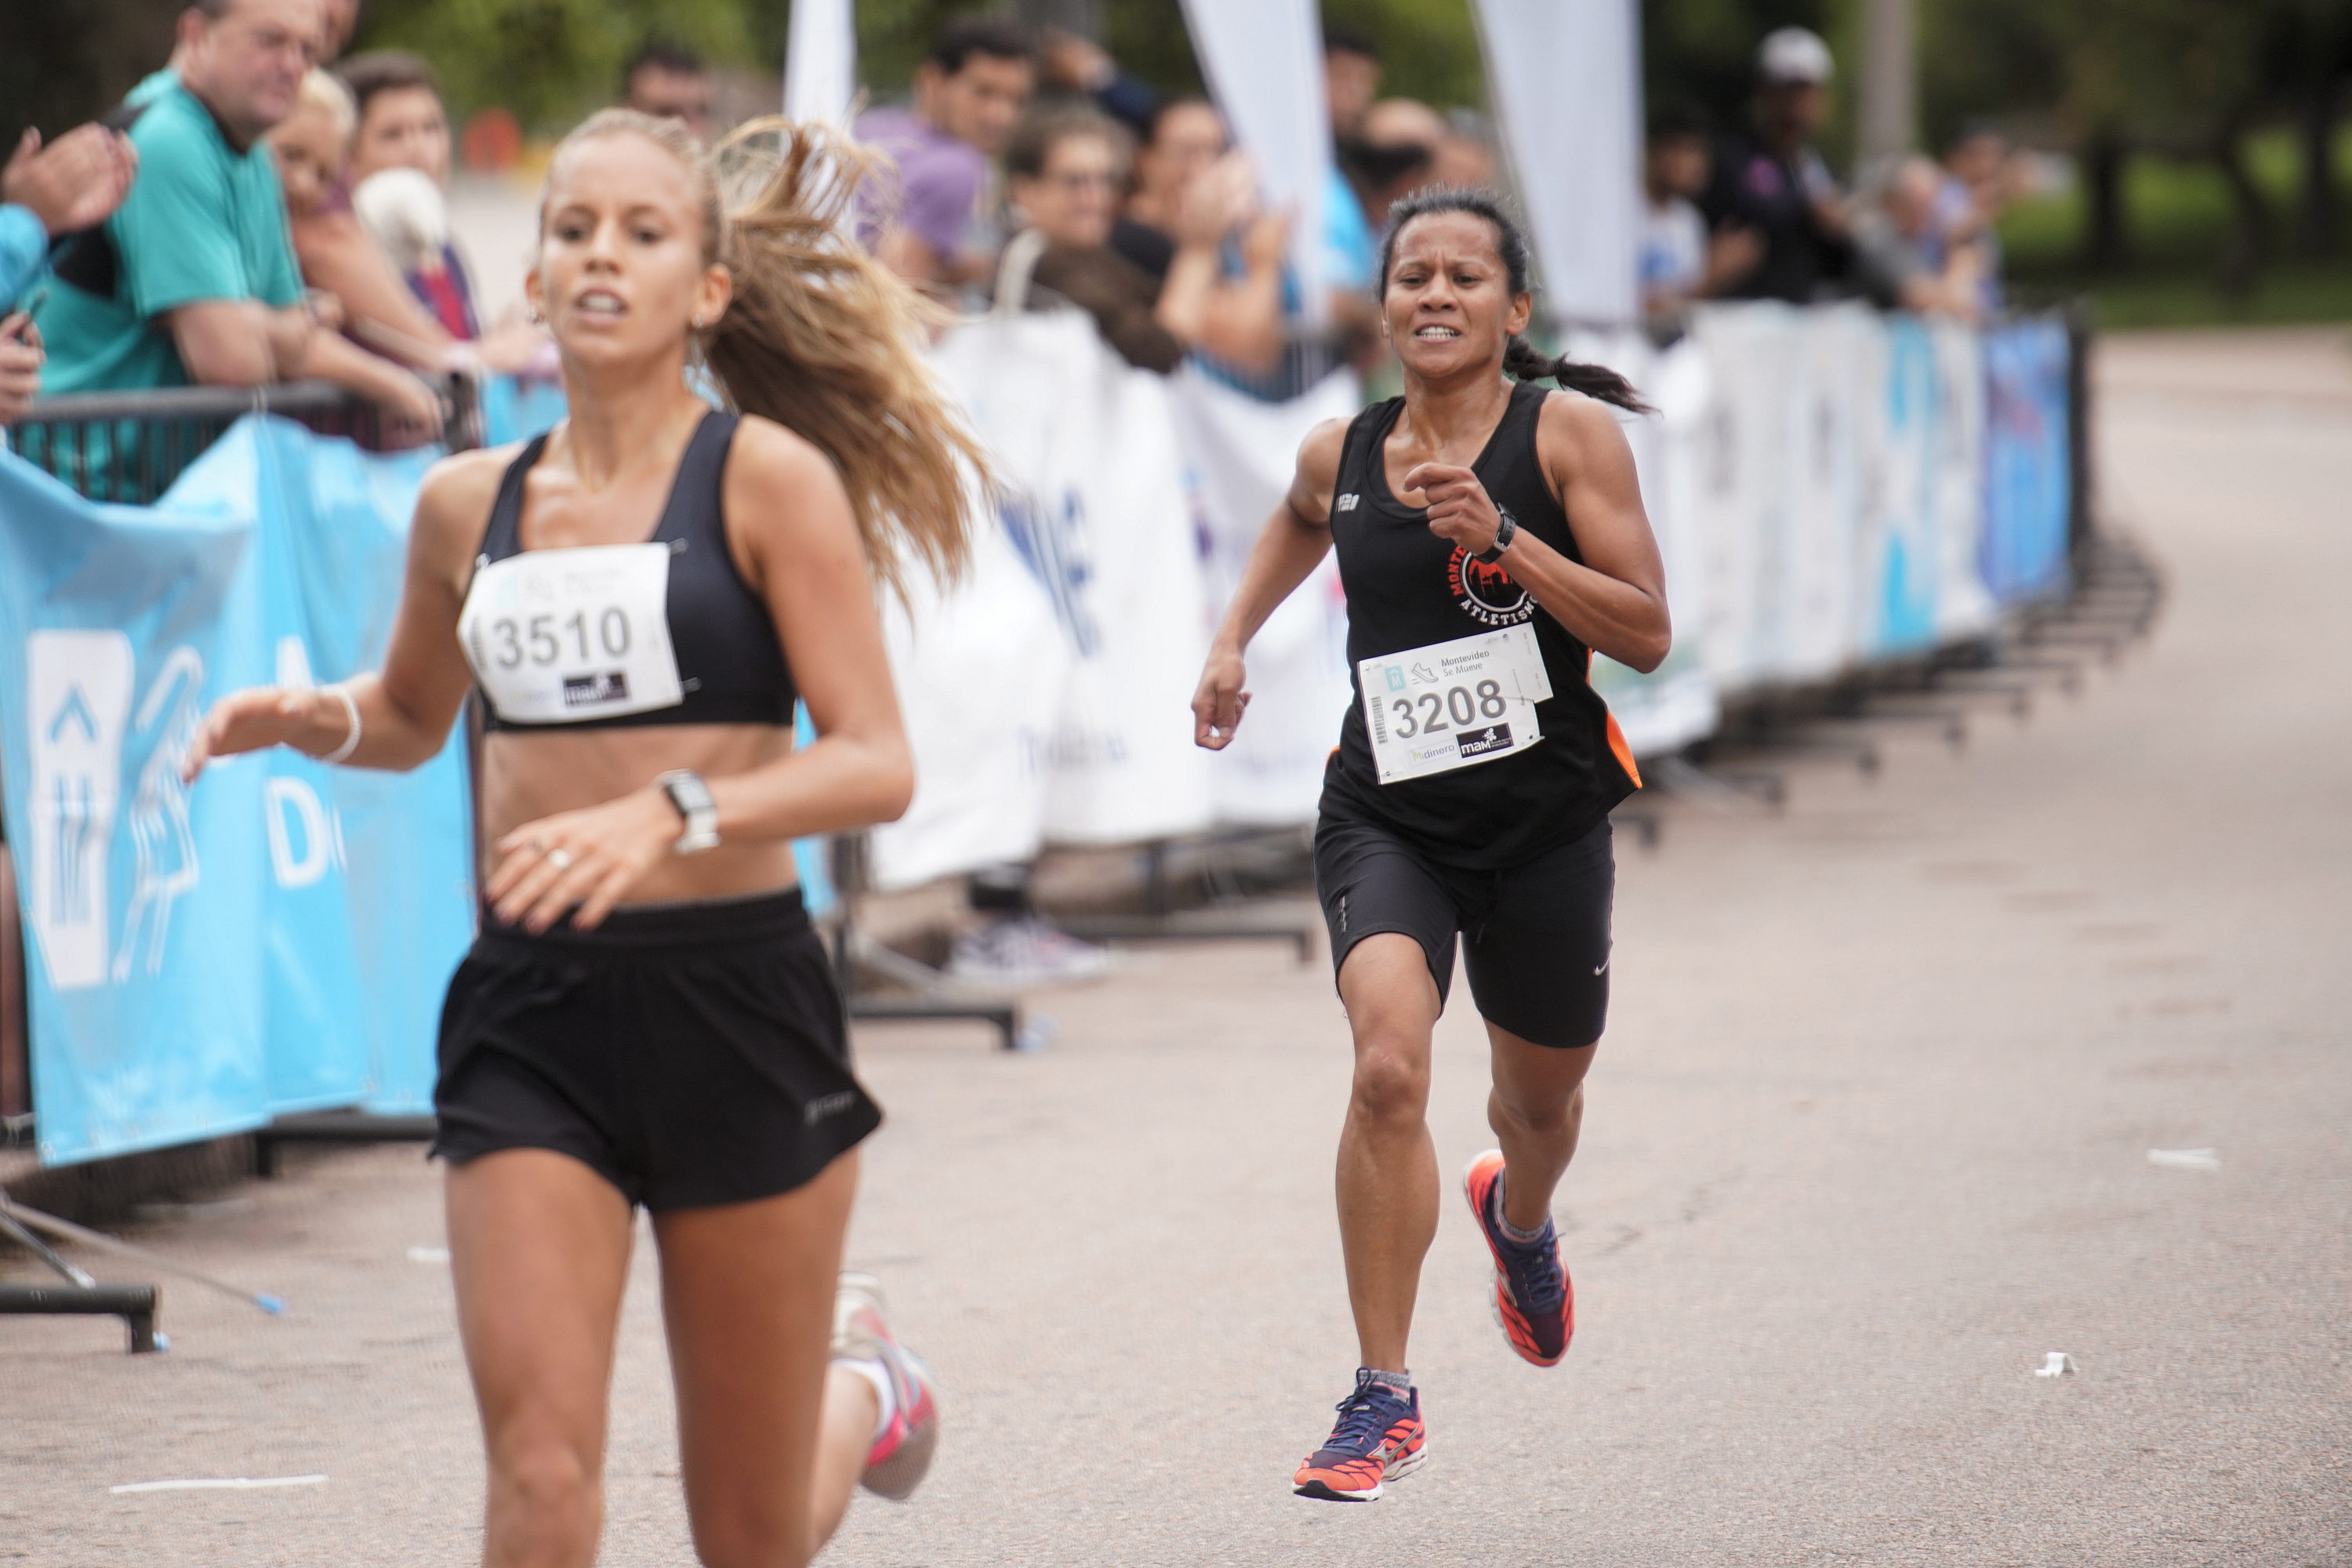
[1170, 362, 1359, 826]
[875, 304, 1213, 891]
[0, 418, 474, 1164]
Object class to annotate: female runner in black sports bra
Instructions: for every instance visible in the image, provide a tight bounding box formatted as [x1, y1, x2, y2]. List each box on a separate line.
[1192, 188, 1671, 1504]
[183, 111, 984, 1566]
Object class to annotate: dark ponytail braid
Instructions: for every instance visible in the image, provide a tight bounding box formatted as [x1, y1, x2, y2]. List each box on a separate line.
[1379, 187, 1653, 416]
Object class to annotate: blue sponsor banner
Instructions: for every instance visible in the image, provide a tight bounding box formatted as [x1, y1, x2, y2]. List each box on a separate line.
[1981, 318, 2073, 604]
[0, 417, 472, 1163]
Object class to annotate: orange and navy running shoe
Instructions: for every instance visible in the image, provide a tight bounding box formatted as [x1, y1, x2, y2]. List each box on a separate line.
[1463, 1149, 1573, 1367]
[1291, 1370, 1428, 1502]
[833, 1272, 941, 1501]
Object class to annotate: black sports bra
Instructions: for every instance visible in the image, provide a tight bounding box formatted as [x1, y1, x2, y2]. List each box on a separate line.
[463, 411, 797, 732]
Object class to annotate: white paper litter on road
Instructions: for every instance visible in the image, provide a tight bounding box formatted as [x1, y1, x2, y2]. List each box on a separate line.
[406, 1246, 451, 1264]
[110, 1475, 327, 1495]
[2033, 1352, 2076, 1377]
[2148, 1148, 2221, 1171]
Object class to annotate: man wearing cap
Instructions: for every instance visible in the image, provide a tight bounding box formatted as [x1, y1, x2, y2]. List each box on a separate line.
[1698, 27, 1850, 303]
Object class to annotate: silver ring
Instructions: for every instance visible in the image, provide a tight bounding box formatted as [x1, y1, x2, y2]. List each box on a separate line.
[546, 848, 574, 871]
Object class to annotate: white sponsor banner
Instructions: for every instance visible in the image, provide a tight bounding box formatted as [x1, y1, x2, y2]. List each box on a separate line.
[871, 502, 1068, 891]
[1929, 318, 1996, 642]
[1178, 0, 1330, 327]
[1686, 303, 1793, 692]
[783, 0, 855, 123]
[1476, 0, 1642, 325]
[1170, 362, 1358, 823]
[1780, 303, 1870, 682]
[873, 299, 1212, 890]
[1572, 334, 1721, 755]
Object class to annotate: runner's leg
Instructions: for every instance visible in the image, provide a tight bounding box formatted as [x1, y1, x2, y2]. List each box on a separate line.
[1484, 1029, 1599, 1231]
[653, 1147, 864, 1568]
[447, 1149, 635, 1568]
[1335, 932, 1444, 1371]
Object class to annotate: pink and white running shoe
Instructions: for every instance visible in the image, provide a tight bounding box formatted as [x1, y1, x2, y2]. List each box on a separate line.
[832, 1272, 942, 1501]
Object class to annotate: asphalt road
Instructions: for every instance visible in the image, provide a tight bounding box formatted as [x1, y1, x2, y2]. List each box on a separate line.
[3, 328, 2348, 1567]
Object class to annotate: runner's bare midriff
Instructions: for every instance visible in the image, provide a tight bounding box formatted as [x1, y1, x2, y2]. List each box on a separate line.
[481, 722, 799, 904]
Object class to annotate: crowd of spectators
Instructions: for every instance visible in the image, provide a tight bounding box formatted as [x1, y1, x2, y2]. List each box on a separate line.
[0, 0, 583, 445]
[1, 8, 2027, 453]
[1641, 27, 2017, 325]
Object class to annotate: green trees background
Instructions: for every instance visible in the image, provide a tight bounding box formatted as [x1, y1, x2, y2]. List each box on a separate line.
[3, 0, 2345, 320]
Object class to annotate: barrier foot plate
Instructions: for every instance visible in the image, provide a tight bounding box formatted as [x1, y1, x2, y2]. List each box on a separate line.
[255, 1112, 436, 1178]
[1052, 908, 1316, 965]
[0, 1282, 160, 1353]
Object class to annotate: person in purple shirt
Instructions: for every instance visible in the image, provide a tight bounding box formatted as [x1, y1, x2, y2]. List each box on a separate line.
[855, 20, 1034, 294]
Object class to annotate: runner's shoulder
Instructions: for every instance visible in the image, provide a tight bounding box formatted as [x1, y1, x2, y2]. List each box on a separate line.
[412, 443, 519, 557]
[1286, 416, 1354, 521]
[1534, 387, 1636, 475]
[724, 415, 855, 551]
[1296, 414, 1352, 484]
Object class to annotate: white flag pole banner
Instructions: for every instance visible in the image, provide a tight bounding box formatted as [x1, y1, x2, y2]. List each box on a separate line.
[1170, 363, 1360, 823]
[1178, 0, 1330, 328]
[782, 0, 855, 122]
[1475, 0, 1642, 325]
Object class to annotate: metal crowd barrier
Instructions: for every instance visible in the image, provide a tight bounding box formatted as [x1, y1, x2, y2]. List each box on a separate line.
[10, 374, 478, 505]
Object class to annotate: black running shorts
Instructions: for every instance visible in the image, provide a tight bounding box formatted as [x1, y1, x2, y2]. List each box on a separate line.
[432, 888, 880, 1210]
[1313, 812, 1613, 1050]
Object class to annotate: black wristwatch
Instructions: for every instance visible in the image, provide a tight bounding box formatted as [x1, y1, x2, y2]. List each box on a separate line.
[655, 770, 720, 855]
[1473, 506, 1519, 564]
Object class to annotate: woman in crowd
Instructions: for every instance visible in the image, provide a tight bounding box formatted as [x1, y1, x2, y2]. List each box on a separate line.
[1110, 96, 1228, 284]
[183, 110, 983, 1566]
[1000, 105, 1287, 377]
[270, 67, 451, 370]
[1192, 187, 1669, 1503]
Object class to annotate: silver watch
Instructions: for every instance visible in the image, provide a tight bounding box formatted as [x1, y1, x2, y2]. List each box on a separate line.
[655, 770, 720, 855]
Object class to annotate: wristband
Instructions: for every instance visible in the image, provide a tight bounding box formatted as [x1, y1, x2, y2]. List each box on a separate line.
[318, 684, 362, 765]
[1472, 507, 1519, 564]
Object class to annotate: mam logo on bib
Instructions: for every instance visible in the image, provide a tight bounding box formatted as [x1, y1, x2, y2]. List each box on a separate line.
[459, 542, 686, 724]
[1359, 625, 1552, 785]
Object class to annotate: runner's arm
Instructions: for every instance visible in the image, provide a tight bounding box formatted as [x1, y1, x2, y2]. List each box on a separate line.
[180, 450, 503, 779]
[1192, 416, 1346, 749]
[1406, 394, 1670, 673]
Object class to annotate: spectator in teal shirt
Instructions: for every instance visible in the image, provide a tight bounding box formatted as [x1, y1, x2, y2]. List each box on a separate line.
[34, 0, 438, 437]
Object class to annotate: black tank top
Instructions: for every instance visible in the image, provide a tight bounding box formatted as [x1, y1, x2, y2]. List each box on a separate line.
[472, 411, 797, 732]
[1320, 379, 1640, 869]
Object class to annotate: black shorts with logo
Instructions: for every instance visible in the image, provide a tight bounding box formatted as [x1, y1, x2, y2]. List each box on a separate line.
[432, 887, 880, 1210]
[1313, 810, 1613, 1050]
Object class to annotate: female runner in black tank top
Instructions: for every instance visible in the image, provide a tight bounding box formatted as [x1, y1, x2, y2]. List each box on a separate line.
[182, 112, 985, 1565]
[1192, 189, 1671, 1503]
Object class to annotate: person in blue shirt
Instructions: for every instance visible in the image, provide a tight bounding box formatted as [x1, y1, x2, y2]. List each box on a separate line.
[1, 124, 138, 424]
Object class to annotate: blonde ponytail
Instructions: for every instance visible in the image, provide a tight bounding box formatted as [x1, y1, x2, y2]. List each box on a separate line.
[552, 110, 989, 599]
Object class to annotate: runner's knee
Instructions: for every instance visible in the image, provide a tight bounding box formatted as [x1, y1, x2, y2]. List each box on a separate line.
[688, 1506, 815, 1568]
[1492, 1078, 1580, 1138]
[487, 1430, 601, 1559]
[1350, 1044, 1431, 1125]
